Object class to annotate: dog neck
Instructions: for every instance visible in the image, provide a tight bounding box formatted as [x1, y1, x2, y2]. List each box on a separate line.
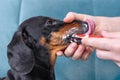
[30, 65, 55, 80]
[30, 47, 55, 80]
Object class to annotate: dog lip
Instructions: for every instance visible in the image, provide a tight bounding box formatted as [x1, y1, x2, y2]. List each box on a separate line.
[62, 20, 91, 44]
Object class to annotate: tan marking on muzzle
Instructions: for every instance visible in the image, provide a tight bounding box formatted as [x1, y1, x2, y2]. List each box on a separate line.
[48, 21, 83, 68]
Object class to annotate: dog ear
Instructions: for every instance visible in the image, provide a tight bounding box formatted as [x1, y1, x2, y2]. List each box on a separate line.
[7, 31, 35, 75]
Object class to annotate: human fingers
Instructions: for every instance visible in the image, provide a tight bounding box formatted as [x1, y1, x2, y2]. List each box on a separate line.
[64, 12, 91, 23]
[102, 31, 120, 39]
[72, 45, 85, 60]
[96, 49, 120, 62]
[56, 51, 64, 56]
[97, 49, 120, 67]
[114, 61, 120, 67]
[64, 42, 78, 57]
[82, 37, 120, 51]
[80, 46, 94, 60]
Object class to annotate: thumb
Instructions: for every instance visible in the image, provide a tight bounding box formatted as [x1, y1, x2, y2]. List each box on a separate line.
[64, 12, 91, 23]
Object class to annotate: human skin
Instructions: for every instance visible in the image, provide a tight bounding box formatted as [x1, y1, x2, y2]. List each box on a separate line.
[57, 12, 120, 66]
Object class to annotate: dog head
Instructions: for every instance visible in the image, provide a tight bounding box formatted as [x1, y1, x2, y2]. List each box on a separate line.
[7, 16, 88, 76]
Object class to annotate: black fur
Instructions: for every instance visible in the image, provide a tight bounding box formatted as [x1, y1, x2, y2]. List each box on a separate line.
[1, 16, 89, 80]
[1, 16, 64, 80]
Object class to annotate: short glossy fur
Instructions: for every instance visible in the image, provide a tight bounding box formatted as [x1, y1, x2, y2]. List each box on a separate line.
[0, 16, 88, 80]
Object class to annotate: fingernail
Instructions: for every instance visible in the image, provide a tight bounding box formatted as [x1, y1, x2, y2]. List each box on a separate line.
[64, 12, 74, 22]
[63, 13, 70, 22]
[56, 51, 63, 56]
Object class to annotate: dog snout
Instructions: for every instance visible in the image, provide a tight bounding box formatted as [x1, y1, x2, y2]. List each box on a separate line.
[7, 49, 13, 59]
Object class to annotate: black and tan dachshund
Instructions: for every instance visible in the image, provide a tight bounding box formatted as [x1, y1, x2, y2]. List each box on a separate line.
[0, 16, 89, 80]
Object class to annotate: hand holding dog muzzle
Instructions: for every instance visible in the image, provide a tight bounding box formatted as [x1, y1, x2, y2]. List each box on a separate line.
[57, 12, 120, 65]
[57, 12, 96, 60]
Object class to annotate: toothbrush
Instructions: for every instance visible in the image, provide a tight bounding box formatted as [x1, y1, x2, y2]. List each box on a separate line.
[76, 34, 103, 38]
[70, 34, 102, 44]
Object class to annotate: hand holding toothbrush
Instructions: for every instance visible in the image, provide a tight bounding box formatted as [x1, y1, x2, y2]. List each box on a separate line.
[57, 12, 120, 67]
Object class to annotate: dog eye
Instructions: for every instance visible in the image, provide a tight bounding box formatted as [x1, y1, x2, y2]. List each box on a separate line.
[46, 20, 53, 25]
[46, 20, 57, 26]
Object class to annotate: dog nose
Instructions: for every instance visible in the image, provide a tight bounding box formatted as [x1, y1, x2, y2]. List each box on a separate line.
[81, 21, 89, 33]
[7, 49, 13, 59]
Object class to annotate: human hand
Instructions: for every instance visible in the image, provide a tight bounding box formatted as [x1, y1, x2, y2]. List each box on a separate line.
[57, 12, 96, 60]
[57, 12, 120, 60]
[82, 31, 120, 67]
